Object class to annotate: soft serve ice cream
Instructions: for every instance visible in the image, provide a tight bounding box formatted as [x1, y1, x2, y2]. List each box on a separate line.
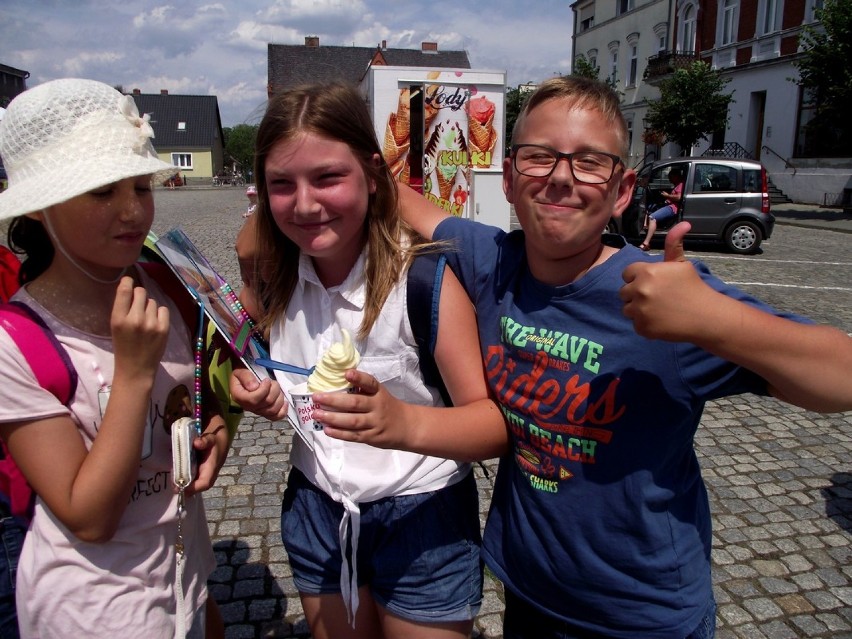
[307, 329, 361, 392]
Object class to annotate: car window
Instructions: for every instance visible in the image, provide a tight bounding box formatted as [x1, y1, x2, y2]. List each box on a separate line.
[693, 163, 737, 193]
[743, 168, 761, 192]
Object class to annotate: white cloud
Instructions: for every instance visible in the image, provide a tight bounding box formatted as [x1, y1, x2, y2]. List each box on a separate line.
[4, 0, 574, 126]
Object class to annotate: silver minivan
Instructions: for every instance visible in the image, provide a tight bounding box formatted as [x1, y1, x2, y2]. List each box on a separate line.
[609, 157, 776, 254]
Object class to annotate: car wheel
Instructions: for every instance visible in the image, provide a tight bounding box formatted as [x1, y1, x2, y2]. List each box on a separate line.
[724, 220, 762, 254]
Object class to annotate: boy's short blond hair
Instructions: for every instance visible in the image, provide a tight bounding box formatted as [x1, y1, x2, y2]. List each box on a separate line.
[513, 76, 629, 160]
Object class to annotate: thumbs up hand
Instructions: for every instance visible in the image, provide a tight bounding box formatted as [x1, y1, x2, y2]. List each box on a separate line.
[620, 222, 718, 341]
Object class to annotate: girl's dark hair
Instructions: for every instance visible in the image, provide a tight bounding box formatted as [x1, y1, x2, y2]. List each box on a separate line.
[253, 82, 420, 338]
[7, 216, 53, 284]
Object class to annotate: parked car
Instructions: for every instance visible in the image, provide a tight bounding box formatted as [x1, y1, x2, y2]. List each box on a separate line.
[608, 157, 775, 254]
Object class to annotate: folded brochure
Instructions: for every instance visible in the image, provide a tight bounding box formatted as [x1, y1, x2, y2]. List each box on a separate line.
[148, 228, 316, 450]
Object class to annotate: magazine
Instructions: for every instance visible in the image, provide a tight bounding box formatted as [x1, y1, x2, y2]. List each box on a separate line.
[149, 228, 318, 450]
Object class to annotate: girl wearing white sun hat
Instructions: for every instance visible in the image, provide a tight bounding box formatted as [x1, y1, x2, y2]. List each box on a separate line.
[0, 78, 227, 638]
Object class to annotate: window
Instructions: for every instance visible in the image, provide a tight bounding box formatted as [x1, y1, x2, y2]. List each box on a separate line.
[177, 121, 186, 131]
[171, 153, 193, 168]
[693, 163, 737, 192]
[618, 0, 634, 15]
[626, 118, 634, 154]
[587, 49, 598, 70]
[609, 47, 619, 85]
[679, 4, 697, 52]
[653, 22, 668, 52]
[721, 0, 738, 45]
[627, 45, 638, 86]
[578, 3, 595, 32]
[806, 0, 824, 22]
[759, 0, 782, 34]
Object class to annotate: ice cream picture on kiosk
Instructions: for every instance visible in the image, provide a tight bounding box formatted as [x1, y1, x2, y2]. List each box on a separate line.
[290, 330, 361, 433]
[467, 94, 498, 167]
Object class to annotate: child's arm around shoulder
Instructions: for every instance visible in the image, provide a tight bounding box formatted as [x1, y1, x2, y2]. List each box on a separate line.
[313, 265, 508, 461]
[621, 223, 852, 413]
[398, 184, 451, 241]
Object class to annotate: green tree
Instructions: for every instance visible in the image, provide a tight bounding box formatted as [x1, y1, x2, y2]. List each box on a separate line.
[223, 124, 258, 179]
[645, 61, 733, 155]
[504, 84, 533, 146]
[792, 0, 852, 157]
[571, 57, 600, 81]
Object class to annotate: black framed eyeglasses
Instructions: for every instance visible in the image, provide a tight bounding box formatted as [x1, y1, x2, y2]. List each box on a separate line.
[511, 144, 624, 184]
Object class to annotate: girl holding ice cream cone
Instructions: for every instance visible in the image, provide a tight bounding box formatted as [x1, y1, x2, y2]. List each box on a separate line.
[230, 83, 506, 639]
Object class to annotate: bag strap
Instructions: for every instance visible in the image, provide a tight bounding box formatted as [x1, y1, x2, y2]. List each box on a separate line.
[0, 301, 78, 522]
[0, 301, 77, 405]
[406, 252, 452, 406]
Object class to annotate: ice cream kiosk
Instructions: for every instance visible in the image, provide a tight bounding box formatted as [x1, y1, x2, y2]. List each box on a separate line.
[361, 66, 511, 231]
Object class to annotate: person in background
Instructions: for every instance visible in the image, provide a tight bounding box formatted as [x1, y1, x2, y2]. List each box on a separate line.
[243, 184, 258, 218]
[0, 78, 228, 638]
[639, 166, 683, 251]
[230, 83, 506, 639]
[319, 76, 852, 639]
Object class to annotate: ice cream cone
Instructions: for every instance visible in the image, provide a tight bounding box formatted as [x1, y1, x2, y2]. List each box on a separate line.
[383, 123, 410, 166]
[469, 113, 496, 153]
[393, 89, 411, 143]
[435, 169, 455, 200]
[389, 155, 407, 179]
[399, 159, 410, 185]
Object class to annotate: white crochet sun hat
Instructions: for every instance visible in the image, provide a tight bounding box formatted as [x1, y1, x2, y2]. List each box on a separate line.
[0, 78, 176, 220]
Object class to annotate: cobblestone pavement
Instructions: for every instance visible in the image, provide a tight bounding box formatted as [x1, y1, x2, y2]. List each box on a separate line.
[37, 187, 852, 638]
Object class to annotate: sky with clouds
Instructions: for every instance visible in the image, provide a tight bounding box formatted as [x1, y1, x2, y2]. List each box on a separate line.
[2, 0, 574, 127]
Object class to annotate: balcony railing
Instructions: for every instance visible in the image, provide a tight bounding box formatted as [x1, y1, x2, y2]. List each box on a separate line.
[644, 50, 699, 81]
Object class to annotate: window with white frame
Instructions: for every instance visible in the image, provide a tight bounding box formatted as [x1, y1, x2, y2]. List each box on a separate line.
[608, 43, 619, 86]
[653, 22, 668, 52]
[679, 3, 697, 52]
[587, 49, 598, 70]
[171, 153, 193, 168]
[626, 117, 634, 155]
[578, 2, 595, 32]
[627, 44, 639, 87]
[805, 0, 824, 22]
[720, 0, 739, 45]
[759, 0, 782, 34]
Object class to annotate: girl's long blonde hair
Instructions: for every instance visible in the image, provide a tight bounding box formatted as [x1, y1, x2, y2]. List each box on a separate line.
[253, 83, 428, 339]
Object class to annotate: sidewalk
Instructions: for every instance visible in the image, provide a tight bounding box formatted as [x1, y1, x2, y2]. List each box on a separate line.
[772, 203, 852, 234]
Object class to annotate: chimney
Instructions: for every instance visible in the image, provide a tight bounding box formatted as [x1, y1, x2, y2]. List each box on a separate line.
[381, 39, 387, 50]
[132, 88, 141, 95]
[305, 36, 320, 47]
[421, 41, 438, 53]
[160, 89, 169, 95]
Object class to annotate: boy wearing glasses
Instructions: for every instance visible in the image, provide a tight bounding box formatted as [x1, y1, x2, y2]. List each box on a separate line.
[315, 76, 852, 638]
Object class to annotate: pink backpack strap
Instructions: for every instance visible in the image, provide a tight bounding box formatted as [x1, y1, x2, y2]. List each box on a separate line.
[0, 301, 77, 405]
[0, 301, 77, 522]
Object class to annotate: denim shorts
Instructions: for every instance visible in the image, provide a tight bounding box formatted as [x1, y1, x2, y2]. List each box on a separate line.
[280, 467, 483, 623]
[650, 204, 677, 222]
[0, 516, 25, 639]
[503, 589, 716, 639]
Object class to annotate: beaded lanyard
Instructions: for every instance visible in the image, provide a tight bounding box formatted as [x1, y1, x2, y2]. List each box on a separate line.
[220, 282, 263, 353]
[174, 296, 205, 639]
[191, 298, 205, 435]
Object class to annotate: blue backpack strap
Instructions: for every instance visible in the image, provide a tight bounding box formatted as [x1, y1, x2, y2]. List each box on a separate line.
[407, 252, 453, 406]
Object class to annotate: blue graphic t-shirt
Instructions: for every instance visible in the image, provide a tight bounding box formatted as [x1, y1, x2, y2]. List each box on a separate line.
[435, 217, 796, 638]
